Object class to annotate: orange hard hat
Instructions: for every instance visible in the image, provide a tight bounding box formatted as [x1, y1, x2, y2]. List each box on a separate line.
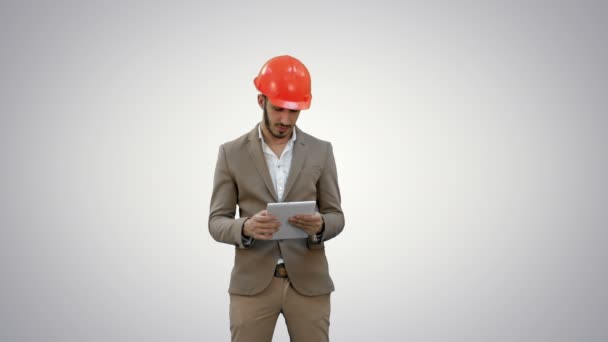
[253, 55, 312, 110]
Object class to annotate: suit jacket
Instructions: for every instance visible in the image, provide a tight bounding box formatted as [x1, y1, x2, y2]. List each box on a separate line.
[209, 123, 345, 296]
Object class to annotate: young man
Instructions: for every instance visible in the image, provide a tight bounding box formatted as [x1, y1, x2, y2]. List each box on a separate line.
[209, 55, 345, 342]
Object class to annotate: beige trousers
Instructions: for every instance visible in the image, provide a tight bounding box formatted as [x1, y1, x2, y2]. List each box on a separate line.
[229, 276, 331, 342]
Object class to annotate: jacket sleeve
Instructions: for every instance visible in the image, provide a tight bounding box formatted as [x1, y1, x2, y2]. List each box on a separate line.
[309, 142, 345, 249]
[208, 144, 251, 249]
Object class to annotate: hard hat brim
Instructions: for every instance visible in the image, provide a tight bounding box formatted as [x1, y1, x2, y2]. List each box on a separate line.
[267, 96, 311, 110]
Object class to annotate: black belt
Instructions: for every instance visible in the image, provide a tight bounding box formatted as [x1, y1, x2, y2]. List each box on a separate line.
[274, 263, 288, 278]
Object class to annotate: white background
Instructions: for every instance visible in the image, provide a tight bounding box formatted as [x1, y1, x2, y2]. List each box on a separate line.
[1, 1, 607, 341]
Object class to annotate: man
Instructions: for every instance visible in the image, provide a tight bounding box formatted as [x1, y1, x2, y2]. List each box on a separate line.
[208, 55, 345, 342]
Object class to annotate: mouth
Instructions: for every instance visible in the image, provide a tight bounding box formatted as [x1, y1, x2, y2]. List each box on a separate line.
[276, 125, 290, 133]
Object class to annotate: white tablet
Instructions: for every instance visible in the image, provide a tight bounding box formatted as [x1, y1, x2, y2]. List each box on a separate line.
[266, 201, 316, 240]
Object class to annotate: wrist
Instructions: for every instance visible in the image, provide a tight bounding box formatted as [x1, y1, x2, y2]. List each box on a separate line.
[241, 218, 251, 238]
[317, 216, 325, 234]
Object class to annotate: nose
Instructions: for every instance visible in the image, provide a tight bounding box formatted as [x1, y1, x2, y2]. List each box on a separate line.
[279, 112, 291, 125]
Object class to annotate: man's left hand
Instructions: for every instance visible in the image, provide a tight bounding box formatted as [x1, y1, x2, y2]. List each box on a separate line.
[289, 212, 324, 236]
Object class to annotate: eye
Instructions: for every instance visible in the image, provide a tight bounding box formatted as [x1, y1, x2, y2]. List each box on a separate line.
[289, 109, 299, 113]
[273, 106, 284, 112]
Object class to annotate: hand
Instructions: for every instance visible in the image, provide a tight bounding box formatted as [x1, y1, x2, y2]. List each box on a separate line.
[243, 210, 281, 240]
[289, 212, 324, 236]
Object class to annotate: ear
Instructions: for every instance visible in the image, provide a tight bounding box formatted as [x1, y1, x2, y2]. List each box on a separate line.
[257, 94, 265, 109]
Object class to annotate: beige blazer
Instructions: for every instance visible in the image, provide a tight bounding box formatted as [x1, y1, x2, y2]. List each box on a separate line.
[209, 124, 345, 296]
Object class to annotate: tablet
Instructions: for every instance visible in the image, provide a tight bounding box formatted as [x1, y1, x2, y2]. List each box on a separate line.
[266, 201, 316, 240]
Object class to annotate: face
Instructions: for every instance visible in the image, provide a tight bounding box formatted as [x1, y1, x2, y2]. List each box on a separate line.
[258, 95, 301, 139]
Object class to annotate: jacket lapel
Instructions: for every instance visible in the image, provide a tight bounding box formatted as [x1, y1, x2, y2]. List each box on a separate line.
[282, 126, 308, 201]
[247, 124, 279, 202]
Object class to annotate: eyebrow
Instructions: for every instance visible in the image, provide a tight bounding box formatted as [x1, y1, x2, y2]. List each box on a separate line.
[273, 106, 298, 112]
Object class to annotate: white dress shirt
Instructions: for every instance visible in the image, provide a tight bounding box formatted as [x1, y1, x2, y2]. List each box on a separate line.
[258, 124, 296, 202]
[258, 124, 296, 264]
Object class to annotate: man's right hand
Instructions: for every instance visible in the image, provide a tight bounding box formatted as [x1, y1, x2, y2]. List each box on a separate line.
[242, 210, 281, 240]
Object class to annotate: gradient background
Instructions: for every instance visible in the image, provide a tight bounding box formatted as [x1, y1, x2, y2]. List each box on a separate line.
[1, 1, 607, 341]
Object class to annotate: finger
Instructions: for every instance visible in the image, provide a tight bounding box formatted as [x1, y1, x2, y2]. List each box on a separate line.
[256, 211, 278, 222]
[252, 220, 280, 229]
[289, 220, 312, 232]
[256, 226, 280, 234]
[290, 219, 319, 234]
[258, 210, 277, 219]
[254, 232, 273, 240]
[256, 212, 278, 220]
[290, 217, 318, 227]
[255, 216, 279, 224]
[292, 225, 314, 235]
[257, 221, 281, 229]
[292, 214, 321, 223]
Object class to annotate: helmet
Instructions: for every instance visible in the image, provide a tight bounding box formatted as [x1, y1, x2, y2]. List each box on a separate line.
[253, 55, 312, 110]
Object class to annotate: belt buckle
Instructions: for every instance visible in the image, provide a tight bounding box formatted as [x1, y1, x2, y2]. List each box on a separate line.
[274, 264, 288, 278]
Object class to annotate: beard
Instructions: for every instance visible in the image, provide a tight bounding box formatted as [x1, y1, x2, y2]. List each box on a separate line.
[263, 106, 290, 139]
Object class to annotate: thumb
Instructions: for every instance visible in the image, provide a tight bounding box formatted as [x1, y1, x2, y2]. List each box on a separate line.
[259, 210, 277, 220]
